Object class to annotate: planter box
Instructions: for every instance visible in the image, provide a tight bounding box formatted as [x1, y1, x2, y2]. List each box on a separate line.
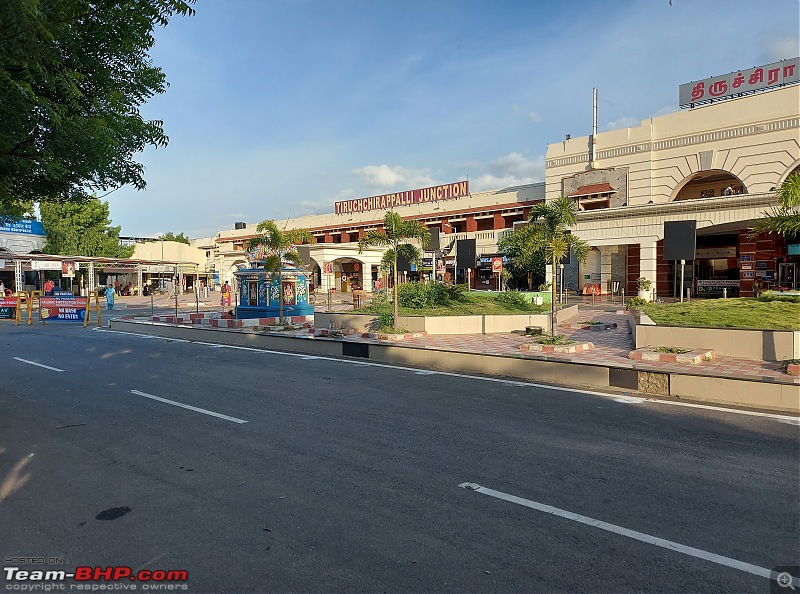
[520, 341, 594, 354]
[315, 305, 579, 336]
[634, 323, 800, 362]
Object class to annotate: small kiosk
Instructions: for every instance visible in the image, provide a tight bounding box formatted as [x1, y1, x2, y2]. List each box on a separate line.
[234, 267, 314, 320]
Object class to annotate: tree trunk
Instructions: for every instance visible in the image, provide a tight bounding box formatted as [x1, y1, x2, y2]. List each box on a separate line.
[278, 269, 284, 322]
[551, 256, 557, 336]
[393, 261, 399, 328]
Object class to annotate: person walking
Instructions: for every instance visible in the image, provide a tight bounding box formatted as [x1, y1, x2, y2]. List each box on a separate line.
[221, 281, 232, 306]
[105, 284, 115, 310]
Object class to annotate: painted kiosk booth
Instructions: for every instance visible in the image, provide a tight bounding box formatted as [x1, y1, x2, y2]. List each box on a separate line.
[234, 267, 314, 322]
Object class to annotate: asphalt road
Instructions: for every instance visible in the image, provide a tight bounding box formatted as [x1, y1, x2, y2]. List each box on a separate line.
[1, 323, 798, 593]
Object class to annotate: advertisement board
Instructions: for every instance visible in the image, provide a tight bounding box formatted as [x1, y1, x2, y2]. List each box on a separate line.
[39, 296, 87, 321]
[0, 297, 18, 320]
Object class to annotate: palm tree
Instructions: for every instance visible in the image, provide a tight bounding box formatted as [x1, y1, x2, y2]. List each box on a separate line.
[246, 220, 314, 321]
[358, 211, 431, 325]
[751, 171, 800, 237]
[522, 196, 589, 335]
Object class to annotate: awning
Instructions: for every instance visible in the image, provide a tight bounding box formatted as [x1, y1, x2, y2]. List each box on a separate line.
[567, 183, 616, 198]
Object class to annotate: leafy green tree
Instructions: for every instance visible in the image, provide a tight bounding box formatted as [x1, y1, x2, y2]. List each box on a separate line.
[358, 211, 431, 326]
[497, 228, 546, 290]
[751, 171, 800, 237]
[0, 0, 195, 216]
[159, 231, 190, 245]
[40, 195, 134, 258]
[518, 197, 589, 335]
[246, 220, 314, 321]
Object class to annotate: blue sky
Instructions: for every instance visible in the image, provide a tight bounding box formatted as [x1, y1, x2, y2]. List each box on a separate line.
[106, 0, 800, 238]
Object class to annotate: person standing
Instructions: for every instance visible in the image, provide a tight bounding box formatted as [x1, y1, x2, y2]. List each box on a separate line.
[222, 281, 231, 306]
[105, 284, 115, 310]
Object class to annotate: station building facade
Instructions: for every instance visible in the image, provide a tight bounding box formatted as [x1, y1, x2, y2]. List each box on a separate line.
[209, 69, 799, 299]
[546, 83, 799, 298]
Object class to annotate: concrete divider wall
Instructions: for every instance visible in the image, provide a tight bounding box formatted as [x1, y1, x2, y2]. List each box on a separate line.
[109, 319, 799, 413]
[315, 305, 579, 335]
[635, 324, 800, 361]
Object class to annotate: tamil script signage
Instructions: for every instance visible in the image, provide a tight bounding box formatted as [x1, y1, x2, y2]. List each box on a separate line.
[334, 181, 469, 215]
[39, 296, 87, 321]
[0, 218, 46, 235]
[679, 57, 799, 107]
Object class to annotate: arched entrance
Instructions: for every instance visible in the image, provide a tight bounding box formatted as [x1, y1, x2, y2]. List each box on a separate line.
[672, 170, 746, 201]
[333, 257, 366, 292]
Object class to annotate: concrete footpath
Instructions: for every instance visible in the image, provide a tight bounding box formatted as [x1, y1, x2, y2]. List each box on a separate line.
[106, 293, 800, 414]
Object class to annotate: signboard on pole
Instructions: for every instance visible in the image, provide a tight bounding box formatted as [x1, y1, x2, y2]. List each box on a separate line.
[62, 261, 76, 277]
[491, 257, 503, 273]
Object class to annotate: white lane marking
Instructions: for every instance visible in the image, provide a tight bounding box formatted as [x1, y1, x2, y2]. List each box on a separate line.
[13, 357, 65, 372]
[643, 398, 800, 425]
[94, 328, 189, 342]
[129, 390, 248, 424]
[100, 328, 799, 425]
[458, 482, 796, 586]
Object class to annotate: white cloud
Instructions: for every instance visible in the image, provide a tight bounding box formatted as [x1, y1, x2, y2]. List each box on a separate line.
[352, 164, 436, 190]
[764, 36, 800, 62]
[527, 111, 543, 123]
[465, 152, 545, 191]
[603, 116, 639, 131]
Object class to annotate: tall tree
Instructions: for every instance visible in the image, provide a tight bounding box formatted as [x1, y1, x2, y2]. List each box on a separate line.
[358, 211, 431, 325]
[158, 231, 190, 245]
[0, 0, 195, 216]
[520, 197, 589, 335]
[497, 227, 547, 290]
[751, 171, 800, 237]
[246, 220, 314, 321]
[40, 195, 133, 258]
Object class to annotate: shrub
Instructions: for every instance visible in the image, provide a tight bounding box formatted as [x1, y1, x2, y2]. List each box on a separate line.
[495, 290, 527, 307]
[635, 277, 652, 290]
[535, 334, 574, 345]
[378, 310, 394, 330]
[626, 296, 649, 310]
[758, 291, 800, 304]
[397, 281, 451, 308]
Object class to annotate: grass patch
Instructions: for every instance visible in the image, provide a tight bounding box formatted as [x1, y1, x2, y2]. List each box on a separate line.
[641, 298, 800, 330]
[577, 320, 602, 325]
[535, 334, 575, 346]
[651, 346, 692, 354]
[355, 290, 551, 317]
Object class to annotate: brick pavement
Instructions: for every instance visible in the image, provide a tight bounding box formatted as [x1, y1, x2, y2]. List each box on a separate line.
[334, 308, 798, 385]
[128, 298, 798, 386]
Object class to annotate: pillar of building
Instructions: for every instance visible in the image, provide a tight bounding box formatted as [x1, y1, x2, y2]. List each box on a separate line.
[14, 259, 23, 293]
[340, 230, 348, 243]
[137, 265, 143, 297]
[442, 220, 453, 234]
[364, 265, 375, 292]
[600, 246, 615, 295]
[88, 262, 96, 293]
[493, 213, 505, 230]
[466, 216, 478, 232]
[324, 233, 333, 243]
[639, 239, 658, 299]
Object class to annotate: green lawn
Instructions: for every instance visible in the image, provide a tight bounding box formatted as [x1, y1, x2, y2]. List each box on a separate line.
[355, 292, 551, 317]
[641, 298, 800, 330]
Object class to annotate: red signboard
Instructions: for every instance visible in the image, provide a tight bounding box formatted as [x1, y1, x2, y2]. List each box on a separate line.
[39, 296, 87, 321]
[491, 258, 503, 273]
[335, 181, 469, 215]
